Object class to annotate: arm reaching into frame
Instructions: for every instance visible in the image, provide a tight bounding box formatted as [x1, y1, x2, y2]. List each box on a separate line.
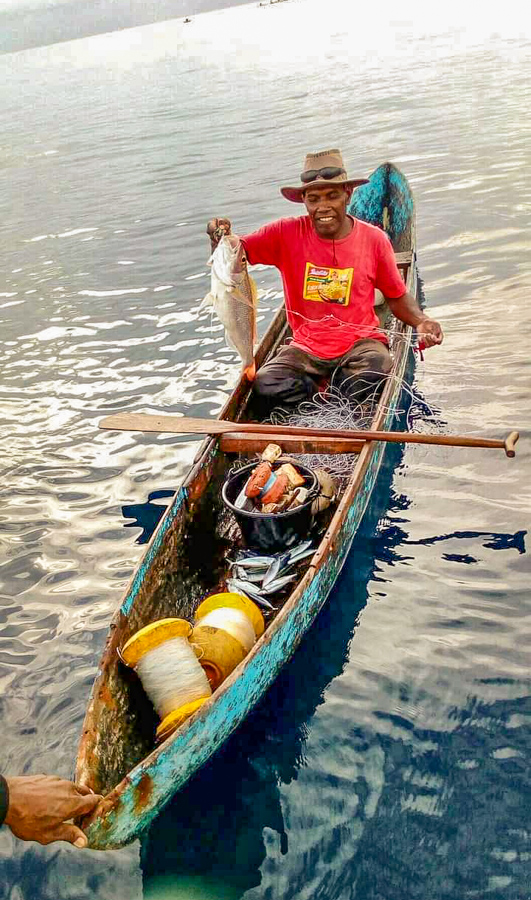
[1, 774, 101, 848]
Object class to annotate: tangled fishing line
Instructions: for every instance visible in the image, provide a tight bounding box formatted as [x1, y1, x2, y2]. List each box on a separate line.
[266, 369, 442, 483]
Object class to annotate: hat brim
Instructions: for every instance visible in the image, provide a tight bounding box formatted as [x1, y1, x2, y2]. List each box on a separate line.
[280, 177, 369, 203]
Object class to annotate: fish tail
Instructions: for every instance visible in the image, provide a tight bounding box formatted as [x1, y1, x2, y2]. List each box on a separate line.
[243, 361, 256, 381]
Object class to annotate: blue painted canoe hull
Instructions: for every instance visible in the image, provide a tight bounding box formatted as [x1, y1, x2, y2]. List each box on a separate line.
[76, 163, 417, 849]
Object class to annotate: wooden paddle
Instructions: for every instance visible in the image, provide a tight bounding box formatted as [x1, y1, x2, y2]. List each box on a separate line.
[218, 432, 365, 454]
[99, 413, 520, 457]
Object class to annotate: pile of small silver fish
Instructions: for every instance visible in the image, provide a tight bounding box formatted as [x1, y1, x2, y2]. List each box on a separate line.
[226, 540, 315, 610]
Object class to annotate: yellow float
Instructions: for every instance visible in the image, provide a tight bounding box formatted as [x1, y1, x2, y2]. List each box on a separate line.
[192, 593, 264, 690]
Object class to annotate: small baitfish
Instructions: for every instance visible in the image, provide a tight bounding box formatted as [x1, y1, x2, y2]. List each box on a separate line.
[201, 235, 258, 380]
[234, 566, 265, 584]
[260, 573, 298, 595]
[226, 579, 276, 611]
[261, 541, 315, 588]
[230, 553, 276, 569]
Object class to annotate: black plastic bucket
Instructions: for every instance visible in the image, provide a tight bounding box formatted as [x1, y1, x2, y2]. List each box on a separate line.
[221, 458, 319, 553]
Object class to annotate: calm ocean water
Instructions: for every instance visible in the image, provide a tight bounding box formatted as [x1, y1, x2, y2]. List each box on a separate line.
[0, 1, 530, 897]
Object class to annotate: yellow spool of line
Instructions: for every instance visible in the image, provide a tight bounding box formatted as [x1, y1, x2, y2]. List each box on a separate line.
[191, 625, 248, 691]
[195, 593, 265, 638]
[120, 617, 212, 744]
[121, 617, 193, 667]
[192, 593, 264, 691]
[156, 697, 208, 743]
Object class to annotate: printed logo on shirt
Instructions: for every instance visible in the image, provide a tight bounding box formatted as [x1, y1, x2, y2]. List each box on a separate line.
[303, 263, 354, 306]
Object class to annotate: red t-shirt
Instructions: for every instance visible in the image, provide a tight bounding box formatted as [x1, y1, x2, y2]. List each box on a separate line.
[242, 215, 406, 359]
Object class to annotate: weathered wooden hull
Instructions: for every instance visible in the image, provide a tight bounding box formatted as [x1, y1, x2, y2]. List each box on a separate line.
[76, 163, 417, 849]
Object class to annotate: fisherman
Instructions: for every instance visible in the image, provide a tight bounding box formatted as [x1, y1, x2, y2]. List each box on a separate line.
[0, 772, 101, 846]
[207, 149, 443, 416]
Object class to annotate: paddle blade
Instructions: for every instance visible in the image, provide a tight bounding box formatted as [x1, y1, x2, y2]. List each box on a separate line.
[99, 413, 235, 435]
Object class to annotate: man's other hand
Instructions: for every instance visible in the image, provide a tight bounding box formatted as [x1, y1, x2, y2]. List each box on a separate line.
[5, 775, 102, 847]
[417, 316, 443, 348]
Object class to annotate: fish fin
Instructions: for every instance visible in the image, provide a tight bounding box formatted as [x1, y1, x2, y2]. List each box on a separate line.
[226, 335, 255, 379]
[200, 292, 214, 309]
[250, 276, 258, 344]
[243, 361, 256, 381]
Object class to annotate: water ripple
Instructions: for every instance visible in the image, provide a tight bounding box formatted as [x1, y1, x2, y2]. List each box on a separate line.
[0, 5, 530, 899]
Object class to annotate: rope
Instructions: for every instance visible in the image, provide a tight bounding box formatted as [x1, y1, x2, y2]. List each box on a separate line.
[136, 637, 211, 719]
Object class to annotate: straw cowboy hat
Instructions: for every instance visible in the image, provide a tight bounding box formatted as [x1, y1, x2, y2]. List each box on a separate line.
[280, 149, 369, 203]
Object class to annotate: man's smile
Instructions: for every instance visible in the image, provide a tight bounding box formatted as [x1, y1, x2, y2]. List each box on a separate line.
[302, 184, 354, 239]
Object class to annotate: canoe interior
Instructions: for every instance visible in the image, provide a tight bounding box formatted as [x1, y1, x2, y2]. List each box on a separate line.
[76, 163, 417, 827]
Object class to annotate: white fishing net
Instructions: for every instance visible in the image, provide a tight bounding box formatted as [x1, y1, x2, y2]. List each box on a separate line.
[268, 367, 442, 482]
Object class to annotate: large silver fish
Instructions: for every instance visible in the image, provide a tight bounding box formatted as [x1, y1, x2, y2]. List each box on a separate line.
[201, 235, 258, 380]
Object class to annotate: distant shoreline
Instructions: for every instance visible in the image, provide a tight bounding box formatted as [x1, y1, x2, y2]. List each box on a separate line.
[0, 0, 253, 56]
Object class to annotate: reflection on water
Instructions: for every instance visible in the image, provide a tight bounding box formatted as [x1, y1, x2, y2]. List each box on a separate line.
[0, 1, 530, 898]
[122, 490, 176, 544]
[404, 529, 527, 554]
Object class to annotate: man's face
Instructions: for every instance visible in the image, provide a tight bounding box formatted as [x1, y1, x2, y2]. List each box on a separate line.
[303, 184, 351, 239]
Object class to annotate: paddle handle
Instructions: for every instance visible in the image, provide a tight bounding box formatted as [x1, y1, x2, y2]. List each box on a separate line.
[504, 431, 519, 458]
[213, 421, 519, 455]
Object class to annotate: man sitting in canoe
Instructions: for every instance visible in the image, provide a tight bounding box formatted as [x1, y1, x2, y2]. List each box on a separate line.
[207, 148, 443, 415]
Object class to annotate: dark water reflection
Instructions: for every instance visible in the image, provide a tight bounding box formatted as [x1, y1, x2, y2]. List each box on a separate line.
[122, 490, 176, 544]
[0, 2, 530, 898]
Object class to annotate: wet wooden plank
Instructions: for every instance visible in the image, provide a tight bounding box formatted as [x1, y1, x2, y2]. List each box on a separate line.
[219, 433, 364, 455]
[394, 251, 413, 265]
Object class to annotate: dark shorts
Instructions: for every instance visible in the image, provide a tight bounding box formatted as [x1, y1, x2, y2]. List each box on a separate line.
[253, 339, 393, 415]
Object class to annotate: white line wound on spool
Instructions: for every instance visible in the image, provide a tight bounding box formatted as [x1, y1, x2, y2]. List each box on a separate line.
[198, 608, 256, 653]
[136, 636, 212, 719]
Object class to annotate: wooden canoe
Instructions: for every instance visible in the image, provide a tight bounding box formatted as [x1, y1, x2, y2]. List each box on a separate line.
[76, 162, 417, 849]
